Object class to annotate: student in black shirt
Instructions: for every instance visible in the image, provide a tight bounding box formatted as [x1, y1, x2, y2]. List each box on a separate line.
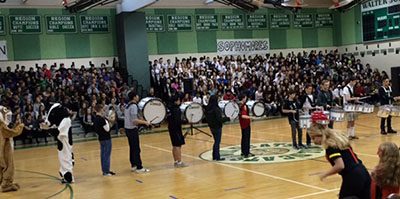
[167, 95, 188, 167]
[317, 80, 338, 129]
[282, 89, 304, 150]
[93, 104, 115, 176]
[308, 112, 371, 199]
[379, 78, 400, 135]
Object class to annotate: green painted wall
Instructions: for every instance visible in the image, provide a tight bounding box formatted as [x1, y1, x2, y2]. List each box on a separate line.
[0, 8, 117, 61]
[144, 8, 335, 55]
[333, 5, 363, 46]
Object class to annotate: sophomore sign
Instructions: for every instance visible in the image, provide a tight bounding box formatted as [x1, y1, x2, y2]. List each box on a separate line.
[217, 38, 269, 56]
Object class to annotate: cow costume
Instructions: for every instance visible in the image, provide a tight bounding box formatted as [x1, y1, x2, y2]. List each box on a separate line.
[42, 103, 74, 183]
[0, 106, 24, 192]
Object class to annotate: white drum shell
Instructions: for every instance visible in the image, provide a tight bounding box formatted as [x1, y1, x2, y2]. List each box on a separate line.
[330, 109, 345, 122]
[138, 97, 166, 124]
[180, 102, 204, 123]
[246, 100, 265, 117]
[299, 115, 311, 129]
[218, 100, 240, 119]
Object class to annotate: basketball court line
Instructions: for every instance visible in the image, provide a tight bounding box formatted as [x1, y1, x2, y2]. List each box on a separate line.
[143, 144, 329, 192]
[287, 188, 340, 199]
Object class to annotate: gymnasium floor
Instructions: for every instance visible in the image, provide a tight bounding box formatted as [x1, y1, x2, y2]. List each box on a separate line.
[1, 112, 397, 199]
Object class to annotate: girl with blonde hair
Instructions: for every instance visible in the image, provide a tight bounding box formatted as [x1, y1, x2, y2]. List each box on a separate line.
[308, 111, 371, 199]
[371, 142, 400, 199]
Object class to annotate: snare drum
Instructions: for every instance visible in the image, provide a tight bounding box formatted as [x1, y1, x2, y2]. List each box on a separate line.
[330, 108, 345, 122]
[180, 102, 204, 123]
[344, 104, 356, 112]
[361, 104, 374, 114]
[138, 97, 167, 124]
[390, 107, 400, 117]
[218, 100, 239, 119]
[299, 115, 311, 129]
[323, 111, 330, 120]
[377, 105, 391, 118]
[355, 104, 364, 113]
[246, 100, 265, 117]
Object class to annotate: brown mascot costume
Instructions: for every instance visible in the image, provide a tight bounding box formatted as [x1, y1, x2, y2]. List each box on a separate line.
[0, 106, 24, 192]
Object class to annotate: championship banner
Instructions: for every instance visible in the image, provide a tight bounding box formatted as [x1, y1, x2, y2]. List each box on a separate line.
[217, 38, 269, 56]
[0, 40, 7, 61]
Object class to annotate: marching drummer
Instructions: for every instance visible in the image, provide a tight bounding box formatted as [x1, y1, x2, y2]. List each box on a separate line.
[343, 77, 360, 139]
[317, 80, 338, 129]
[124, 91, 151, 173]
[300, 84, 317, 147]
[283, 89, 305, 150]
[379, 78, 400, 135]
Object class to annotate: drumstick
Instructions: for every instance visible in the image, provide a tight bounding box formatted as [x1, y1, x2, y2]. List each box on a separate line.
[359, 96, 371, 100]
[149, 116, 159, 123]
[308, 172, 324, 176]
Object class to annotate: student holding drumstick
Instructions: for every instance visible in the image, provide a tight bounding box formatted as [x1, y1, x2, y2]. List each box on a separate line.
[379, 78, 400, 135]
[283, 89, 305, 150]
[124, 91, 151, 173]
[308, 111, 371, 199]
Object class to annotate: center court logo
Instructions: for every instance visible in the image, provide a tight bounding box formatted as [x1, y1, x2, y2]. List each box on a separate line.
[199, 142, 325, 164]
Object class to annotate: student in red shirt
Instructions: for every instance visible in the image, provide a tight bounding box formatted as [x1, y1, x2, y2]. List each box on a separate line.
[238, 93, 256, 158]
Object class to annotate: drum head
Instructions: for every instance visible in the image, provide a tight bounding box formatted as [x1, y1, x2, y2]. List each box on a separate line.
[183, 102, 204, 124]
[224, 102, 239, 118]
[252, 101, 265, 117]
[140, 98, 166, 124]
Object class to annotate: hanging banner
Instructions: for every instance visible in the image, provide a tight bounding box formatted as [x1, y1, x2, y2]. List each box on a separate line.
[0, 40, 7, 61]
[217, 38, 269, 56]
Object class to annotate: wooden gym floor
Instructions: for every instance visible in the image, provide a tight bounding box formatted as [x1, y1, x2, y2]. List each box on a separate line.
[1, 112, 398, 199]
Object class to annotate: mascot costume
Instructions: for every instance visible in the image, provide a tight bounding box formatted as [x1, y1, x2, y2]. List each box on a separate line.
[0, 106, 24, 192]
[42, 103, 74, 183]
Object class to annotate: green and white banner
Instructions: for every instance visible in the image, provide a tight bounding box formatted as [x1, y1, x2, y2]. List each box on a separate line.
[0, 40, 8, 61]
[361, 0, 400, 12]
[217, 38, 270, 56]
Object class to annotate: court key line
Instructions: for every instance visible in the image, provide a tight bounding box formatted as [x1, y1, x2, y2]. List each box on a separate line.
[143, 144, 329, 192]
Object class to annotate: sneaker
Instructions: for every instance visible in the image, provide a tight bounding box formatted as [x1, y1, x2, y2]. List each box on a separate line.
[293, 146, 299, 150]
[388, 129, 397, 134]
[300, 145, 308, 149]
[131, 166, 137, 172]
[381, 131, 388, 135]
[174, 162, 189, 168]
[103, 172, 116, 176]
[247, 153, 255, 157]
[352, 136, 359, 139]
[307, 143, 312, 147]
[135, 168, 150, 174]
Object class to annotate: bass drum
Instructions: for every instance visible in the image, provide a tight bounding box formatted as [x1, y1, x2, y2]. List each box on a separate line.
[180, 102, 204, 124]
[138, 97, 167, 125]
[218, 100, 239, 119]
[246, 100, 265, 117]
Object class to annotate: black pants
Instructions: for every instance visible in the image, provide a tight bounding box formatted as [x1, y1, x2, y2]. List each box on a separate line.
[125, 128, 143, 169]
[380, 116, 392, 131]
[290, 120, 303, 147]
[241, 126, 251, 156]
[339, 165, 371, 199]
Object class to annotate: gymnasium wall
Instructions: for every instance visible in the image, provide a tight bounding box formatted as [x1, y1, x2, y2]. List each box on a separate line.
[0, 8, 117, 64]
[143, 8, 335, 55]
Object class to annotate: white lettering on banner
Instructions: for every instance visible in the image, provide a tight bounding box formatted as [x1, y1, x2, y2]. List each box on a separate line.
[361, 0, 400, 12]
[217, 39, 269, 56]
[0, 40, 7, 61]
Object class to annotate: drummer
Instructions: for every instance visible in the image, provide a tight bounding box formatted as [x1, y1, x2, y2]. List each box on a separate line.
[283, 89, 305, 150]
[317, 80, 338, 129]
[343, 77, 360, 139]
[300, 84, 317, 147]
[379, 78, 400, 135]
[124, 91, 151, 173]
